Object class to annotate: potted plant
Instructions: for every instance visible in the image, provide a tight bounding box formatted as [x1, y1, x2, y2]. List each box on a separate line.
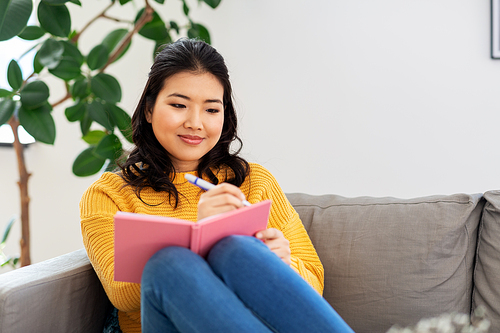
[0, 0, 221, 267]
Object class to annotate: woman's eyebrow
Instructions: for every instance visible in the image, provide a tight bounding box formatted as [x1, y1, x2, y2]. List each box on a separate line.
[205, 99, 223, 105]
[168, 93, 222, 105]
[168, 93, 190, 100]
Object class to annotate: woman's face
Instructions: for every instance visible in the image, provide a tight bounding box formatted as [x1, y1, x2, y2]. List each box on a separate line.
[146, 71, 225, 172]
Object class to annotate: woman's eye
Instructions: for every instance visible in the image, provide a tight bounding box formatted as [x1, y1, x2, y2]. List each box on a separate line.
[171, 104, 185, 109]
[206, 109, 220, 114]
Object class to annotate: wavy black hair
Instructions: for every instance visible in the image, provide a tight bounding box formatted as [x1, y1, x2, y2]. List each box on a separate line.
[120, 38, 249, 207]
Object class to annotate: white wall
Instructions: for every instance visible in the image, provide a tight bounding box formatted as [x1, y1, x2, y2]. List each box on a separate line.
[1, 0, 499, 266]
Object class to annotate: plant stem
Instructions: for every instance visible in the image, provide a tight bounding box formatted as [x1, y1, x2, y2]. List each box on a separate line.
[8, 116, 31, 267]
[71, 1, 117, 43]
[102, 14, 129, 23]
[52, 92, 71, 109]
[100, 1, 154, 73]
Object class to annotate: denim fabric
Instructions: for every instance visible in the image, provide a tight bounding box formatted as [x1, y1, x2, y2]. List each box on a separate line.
[141, 235, 354, 333]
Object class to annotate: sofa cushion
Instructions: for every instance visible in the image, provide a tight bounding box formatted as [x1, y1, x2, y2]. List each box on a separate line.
[287, 192, 484, 333]
[472, 190, 500, 332]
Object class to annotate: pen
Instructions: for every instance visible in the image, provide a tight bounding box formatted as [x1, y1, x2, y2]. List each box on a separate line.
[184, 174, 251, 206]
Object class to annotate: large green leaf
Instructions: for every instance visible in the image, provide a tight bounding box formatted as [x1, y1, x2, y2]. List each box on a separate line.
[48, 57, 81, 80]
[80, 110, 92, 136]
[38, 2, 71, 37]
[119, 0, 132, 4]
[188, 23, 211, 44]
[72, 147, 106, 177]
[201, 0, 221, 9]
[94, 133, 122, 160]
[18, 25, 46, 40]
[82, 129, 106, 145]
[136, 9, 169, 41]
[37, 38, 64, 69]
[65, 101, 86, 122]
[0, 89, 12, 98]
[102, 29, 131, 63]
[33, 51, 44, 73]
[87, 100, 114, 131]
[60, 40, 84, 65]
[90, 73, 121, 104]
[18, 103, 56, 144]
[20, 80, 50, 109]
[0, 0, 32, 41]
[7, 60, 23, 90]
[0, 99, 16, 125]
[106, 104, 133, 143]
[71, 77, 90, 99]
[87, 44, 109, 70]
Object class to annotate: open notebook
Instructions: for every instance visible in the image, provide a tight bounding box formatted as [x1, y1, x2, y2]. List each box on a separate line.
[114, 200, 271, 283]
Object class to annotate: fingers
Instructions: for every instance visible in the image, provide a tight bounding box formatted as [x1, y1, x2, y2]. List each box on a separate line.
[197, 183, 247, 220]
[204, 183, 245, 201]
[256, 228, 291, 266]
[255, 228, 280, 241]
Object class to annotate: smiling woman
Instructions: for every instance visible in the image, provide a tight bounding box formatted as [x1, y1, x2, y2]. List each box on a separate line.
[146, 71, 225, 173]
[80, 38, 355, 333]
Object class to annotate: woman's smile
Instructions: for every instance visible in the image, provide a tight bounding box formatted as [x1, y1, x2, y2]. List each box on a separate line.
[179, 134, 204, 145]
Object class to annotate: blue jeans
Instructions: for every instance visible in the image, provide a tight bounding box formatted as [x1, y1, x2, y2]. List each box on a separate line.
[141, 235, 354, 333]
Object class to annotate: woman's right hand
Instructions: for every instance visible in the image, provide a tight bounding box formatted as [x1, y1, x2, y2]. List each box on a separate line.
[197, 183, 247, 220]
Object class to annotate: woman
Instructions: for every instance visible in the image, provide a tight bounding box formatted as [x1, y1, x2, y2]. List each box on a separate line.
[80, 38, 354, 333]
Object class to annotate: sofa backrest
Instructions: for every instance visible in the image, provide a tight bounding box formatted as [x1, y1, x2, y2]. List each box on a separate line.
[287, 192, 485, 333]
[472, 190, 500, 332]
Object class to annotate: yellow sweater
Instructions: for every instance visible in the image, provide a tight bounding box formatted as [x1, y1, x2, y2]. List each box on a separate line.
[80, 163, 324, 333]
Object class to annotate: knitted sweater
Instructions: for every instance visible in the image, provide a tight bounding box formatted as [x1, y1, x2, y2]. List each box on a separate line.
[80, 163, 324, 333]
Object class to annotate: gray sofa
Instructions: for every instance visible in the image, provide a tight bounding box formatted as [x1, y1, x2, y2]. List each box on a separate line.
[1, 190, 499, 333]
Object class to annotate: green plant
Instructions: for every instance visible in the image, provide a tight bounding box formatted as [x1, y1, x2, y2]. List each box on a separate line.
[0, 216, 20, 269]
[0, 0, 222, 266]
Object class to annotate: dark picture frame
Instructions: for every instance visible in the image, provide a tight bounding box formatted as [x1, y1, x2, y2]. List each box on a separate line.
[492, 0, 500, 58]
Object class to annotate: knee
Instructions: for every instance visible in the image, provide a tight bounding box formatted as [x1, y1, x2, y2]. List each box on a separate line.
[212, 235, 261, 255]
[208, 235, 266, 269]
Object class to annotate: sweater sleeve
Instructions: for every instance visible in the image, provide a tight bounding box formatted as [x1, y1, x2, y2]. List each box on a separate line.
[80, 178, 141, 314]
[284, 208, 325, 295]
[248, 165, 324, 295]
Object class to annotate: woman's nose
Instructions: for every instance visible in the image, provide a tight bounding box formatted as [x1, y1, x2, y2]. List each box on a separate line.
[184, 110, 202, 130]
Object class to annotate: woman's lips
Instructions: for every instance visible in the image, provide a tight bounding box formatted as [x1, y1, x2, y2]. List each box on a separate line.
[179, 135, 204, 145]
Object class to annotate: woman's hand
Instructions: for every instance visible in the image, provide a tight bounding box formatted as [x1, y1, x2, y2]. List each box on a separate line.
[197, 183, 247, 220]
[256, 228, 291, 266]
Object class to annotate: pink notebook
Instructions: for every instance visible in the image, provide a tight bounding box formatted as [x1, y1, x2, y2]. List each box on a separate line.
[114, 200, 271, 283]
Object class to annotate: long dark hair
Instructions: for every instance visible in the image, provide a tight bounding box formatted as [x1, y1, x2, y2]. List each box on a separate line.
[120, 38, 249, 207]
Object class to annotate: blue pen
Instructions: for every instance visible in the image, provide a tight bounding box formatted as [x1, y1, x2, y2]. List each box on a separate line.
[184, 174, 251, 206]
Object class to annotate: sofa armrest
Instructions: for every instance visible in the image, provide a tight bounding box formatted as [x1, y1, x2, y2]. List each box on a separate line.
[0, 248, 112, 333]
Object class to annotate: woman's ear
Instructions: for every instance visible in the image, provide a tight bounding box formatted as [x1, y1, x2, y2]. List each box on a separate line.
[145, 108, 152, 123]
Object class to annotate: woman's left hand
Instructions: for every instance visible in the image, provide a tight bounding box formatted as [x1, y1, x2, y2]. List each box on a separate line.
[256, 228, 291, 266]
